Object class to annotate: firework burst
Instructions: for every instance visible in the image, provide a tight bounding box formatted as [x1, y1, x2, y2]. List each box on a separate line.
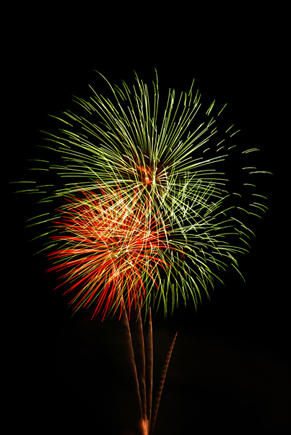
[16, 69, 271, 318]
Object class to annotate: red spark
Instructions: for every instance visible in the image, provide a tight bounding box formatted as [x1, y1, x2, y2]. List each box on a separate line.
[47, 186, 170, 320]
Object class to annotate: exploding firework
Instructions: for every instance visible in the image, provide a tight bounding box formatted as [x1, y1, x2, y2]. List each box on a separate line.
[16, 70, 271, 318]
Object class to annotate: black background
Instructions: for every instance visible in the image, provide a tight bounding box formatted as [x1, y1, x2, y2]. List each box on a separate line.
[4, 7, 290, 434]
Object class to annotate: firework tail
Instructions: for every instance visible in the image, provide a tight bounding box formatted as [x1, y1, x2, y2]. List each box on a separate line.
[107, 299, 143, 432]
[150, 331, 178, 435]
[145, 308, 153, 430]
[117, 300, 176, 434]
[129, 304, 148, 423]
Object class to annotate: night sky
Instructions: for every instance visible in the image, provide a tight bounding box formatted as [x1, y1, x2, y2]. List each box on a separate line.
[4, 9, 290, 434]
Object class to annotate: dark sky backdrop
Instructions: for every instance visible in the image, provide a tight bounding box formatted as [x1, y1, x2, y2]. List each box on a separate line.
[4, 8, 290, 435]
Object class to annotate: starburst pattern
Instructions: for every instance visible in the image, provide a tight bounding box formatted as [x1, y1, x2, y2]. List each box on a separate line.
[15, 70, 271, 318]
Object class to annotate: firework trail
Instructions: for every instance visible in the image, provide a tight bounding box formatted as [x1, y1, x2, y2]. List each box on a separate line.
[15, 70, 271, 318]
